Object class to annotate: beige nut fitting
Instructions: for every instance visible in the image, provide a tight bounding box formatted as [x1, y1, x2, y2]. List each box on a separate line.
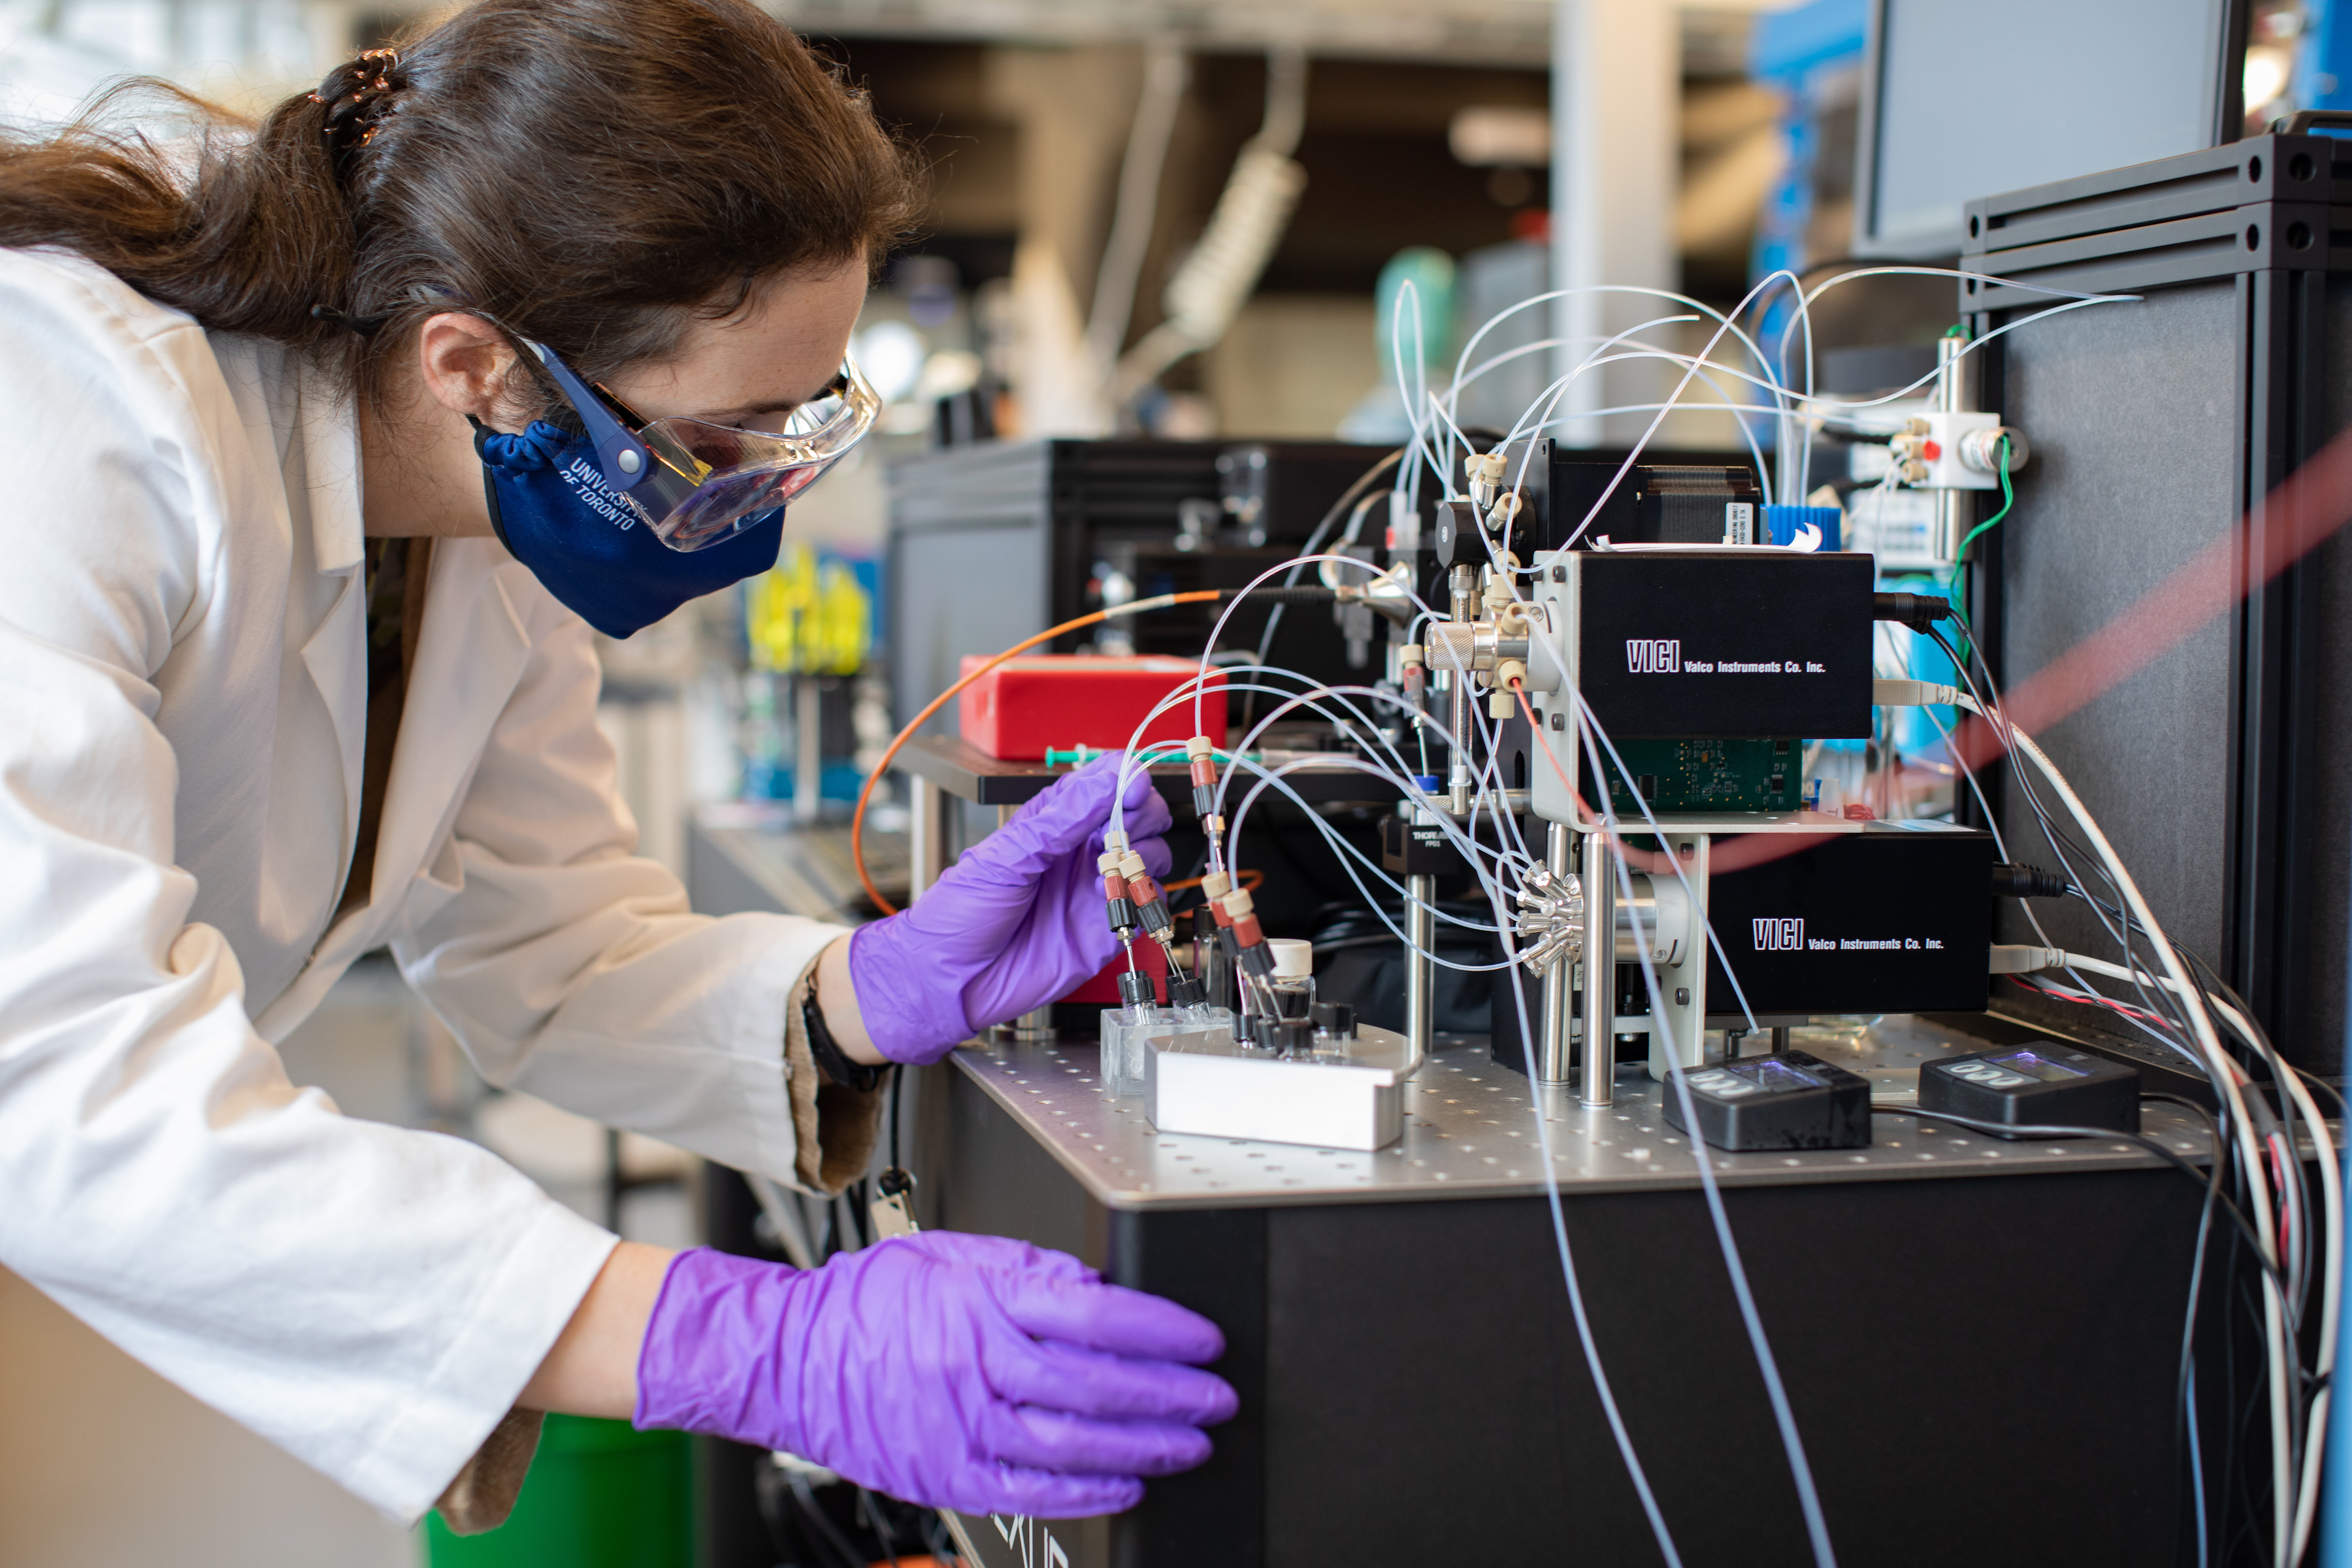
[1220, 887, 1256, 919]
[1097, 850, 1124, 875]
[1116, 851, 1149, 881]
[1489, 687, 1518, 720]
[1184, 734, 1214, 761]
[1200, 870, 1232, 901]
[1102, 828, 1130, 855]
[1399, 643, 1426, 668]
[1465, 451, 1509, 502]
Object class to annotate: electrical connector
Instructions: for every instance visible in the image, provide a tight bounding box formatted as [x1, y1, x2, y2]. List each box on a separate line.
[1989, 944, 2065, 974]
[1871, 592, 1952, 633]
[1872, 677, 1963, 708]
[1991, 862, 2071, 899]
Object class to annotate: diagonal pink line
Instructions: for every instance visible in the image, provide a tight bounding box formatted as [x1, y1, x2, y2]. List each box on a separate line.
[1708, 423, 2352, 876]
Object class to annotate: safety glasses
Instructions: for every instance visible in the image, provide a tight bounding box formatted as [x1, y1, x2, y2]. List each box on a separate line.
[526, 337, 879, 552]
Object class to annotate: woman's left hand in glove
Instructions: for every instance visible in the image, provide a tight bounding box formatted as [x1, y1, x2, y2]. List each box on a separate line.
[846, 752, 1173, 1064]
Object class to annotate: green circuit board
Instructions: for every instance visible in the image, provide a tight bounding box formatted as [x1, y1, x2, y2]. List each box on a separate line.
[1597, 738, 1800, 813]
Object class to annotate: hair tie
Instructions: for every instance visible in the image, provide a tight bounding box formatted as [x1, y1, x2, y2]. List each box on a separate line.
[312, 48, 403, 182]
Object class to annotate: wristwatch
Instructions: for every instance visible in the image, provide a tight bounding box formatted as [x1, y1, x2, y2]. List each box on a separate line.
[802, 986, 883, 1092]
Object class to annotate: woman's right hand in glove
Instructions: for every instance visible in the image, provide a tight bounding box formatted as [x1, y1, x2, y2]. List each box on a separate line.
[632, 1231, 1237, 1518]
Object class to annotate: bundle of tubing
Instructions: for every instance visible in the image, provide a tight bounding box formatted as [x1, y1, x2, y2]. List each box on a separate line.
[851, 591, 1227, 916]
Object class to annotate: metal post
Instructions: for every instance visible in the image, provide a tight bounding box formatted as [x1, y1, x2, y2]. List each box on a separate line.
[1405, 872, 1437, 1062]
[1535, 820, 1575, 1083]
[1933, 331, 1974, 564]
[1578, 829, 1616, 1107]
[907, 775, 952, 900]
[1446, 565, 1477, 816]
[792, 674, 823, 825]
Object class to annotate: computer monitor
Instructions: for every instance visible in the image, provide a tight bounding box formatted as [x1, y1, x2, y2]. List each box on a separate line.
[1853, 0, 2244, 258]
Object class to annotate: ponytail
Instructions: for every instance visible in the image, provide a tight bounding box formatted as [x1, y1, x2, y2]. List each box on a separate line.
[0, 76, 357, 353]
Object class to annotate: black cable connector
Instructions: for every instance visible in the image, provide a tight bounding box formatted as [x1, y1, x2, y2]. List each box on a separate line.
[1873, 591, 1953, 632]
[1991, 862, 2071, 899]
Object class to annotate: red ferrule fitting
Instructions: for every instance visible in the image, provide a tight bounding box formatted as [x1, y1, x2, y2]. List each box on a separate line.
[1230, 912, 1264, 948]
[1209, 901, 1235, 927]
[1103, 873, 1129, 901]
[1189, 756, 1217, 787]
[1128, 872, 1162, 906]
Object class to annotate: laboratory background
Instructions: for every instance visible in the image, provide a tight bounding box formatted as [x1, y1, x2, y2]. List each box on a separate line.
[4, 0, 2351, 1564]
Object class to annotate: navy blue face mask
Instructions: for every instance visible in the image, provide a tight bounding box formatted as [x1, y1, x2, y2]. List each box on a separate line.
[473, 419, 787, 638]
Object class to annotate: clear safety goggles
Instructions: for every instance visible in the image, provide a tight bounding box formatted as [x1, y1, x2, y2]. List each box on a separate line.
[527, 337, 879, 552]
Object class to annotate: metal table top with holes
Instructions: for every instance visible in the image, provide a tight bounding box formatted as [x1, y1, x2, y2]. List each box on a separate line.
[943, 1013, 2220, 1211]
[912, 1010, 2277, 1568]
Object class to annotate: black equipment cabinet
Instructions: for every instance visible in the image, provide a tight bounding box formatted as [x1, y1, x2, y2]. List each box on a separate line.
[885, 439, 1399, 743]
[912, 1029, 2219, 1568]
[1959, 128, 2352, 1070]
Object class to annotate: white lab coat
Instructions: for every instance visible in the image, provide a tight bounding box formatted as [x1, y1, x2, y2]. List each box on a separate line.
[0, 249, 841, 1520]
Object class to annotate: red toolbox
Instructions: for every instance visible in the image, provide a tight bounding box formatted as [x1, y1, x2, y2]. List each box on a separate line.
[956, 655, 1228, 760]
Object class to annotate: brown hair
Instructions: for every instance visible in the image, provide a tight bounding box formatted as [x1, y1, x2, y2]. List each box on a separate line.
[0, 0, 921, 409]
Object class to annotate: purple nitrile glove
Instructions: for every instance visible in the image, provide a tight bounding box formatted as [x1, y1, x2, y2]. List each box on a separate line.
[634, 1232, 1237, 1518]
[850, 751, 1173, 1064]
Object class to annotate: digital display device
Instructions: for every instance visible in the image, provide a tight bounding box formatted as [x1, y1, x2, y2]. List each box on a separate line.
[1666, 1049, 1870, 1152]
[1855, 0, 2236, 257]
[1918, 1043, 2140, 1137]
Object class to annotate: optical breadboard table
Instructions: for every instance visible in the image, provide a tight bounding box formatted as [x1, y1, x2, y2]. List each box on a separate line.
[910, 1015, 2250, 1568]
[682, 817, 2271, 1568]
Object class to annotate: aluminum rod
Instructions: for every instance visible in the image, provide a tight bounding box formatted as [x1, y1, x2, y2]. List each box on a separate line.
[1578, 829, 1616, 1107]
[1405, 872, 1437, 1062]
[1536, 821, 1575, 1083]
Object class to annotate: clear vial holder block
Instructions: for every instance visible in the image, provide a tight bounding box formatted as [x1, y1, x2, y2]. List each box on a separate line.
[1101, 1005, 1233, 1096]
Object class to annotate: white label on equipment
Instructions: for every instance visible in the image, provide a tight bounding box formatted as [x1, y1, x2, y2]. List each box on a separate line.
[1626, 638, 1681, 674]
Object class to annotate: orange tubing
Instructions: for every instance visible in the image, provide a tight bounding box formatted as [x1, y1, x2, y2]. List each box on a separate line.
[851, 590, 1228, 917]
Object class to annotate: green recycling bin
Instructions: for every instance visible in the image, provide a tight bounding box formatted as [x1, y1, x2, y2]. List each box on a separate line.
[420, 1414, 694, 1568]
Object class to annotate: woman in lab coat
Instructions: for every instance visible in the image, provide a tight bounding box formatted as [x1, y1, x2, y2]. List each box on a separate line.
[0, 0, 1230, 1535]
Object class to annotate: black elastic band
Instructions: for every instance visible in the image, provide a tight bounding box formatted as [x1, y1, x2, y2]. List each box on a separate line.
[803, 987, 883, 1092]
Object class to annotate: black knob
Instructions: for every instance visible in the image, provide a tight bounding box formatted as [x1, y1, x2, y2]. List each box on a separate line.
[1433, 500, 1477, 566]
[1312, 1000, 1357, 1037]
